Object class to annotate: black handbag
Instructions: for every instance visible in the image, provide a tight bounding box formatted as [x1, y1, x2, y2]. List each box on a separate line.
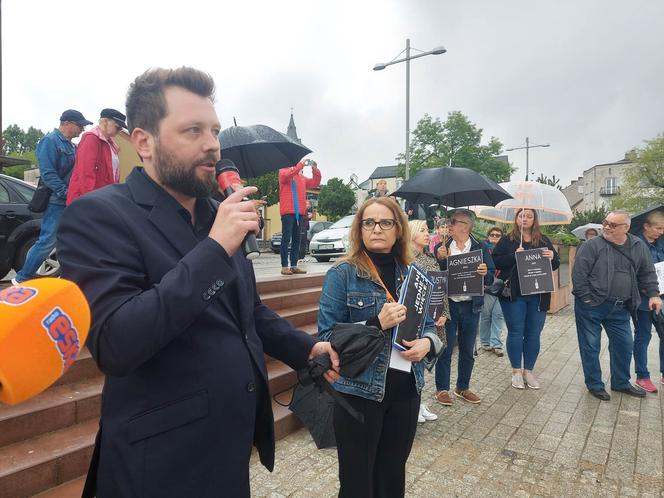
[28, 180, 52, 213]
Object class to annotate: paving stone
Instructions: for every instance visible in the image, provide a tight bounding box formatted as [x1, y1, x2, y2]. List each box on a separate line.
[246, 305, 664, 497]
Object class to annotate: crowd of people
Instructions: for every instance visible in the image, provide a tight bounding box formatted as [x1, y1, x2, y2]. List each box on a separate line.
[11, 64, 664, 498]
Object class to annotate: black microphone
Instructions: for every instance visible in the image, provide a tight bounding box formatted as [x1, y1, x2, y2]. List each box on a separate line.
[215, 159, 261, 260]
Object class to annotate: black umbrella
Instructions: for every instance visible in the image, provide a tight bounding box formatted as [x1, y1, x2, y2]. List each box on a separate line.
[629, 204, 664, 235]
[391, 166, 512, 207]
[288, 323, 387, 449]
[329, 323, 388, 378]
[653, 310, 664, 339]
[219, 124, 312, 178]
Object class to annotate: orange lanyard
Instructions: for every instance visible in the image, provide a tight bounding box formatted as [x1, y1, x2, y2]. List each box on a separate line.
[363, 251, 396, 303]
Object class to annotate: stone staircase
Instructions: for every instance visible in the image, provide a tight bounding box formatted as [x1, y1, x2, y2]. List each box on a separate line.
[0, 273, 325, 498]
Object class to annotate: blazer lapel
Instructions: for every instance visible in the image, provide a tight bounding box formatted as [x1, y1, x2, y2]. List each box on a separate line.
[126, 168, 198, 257]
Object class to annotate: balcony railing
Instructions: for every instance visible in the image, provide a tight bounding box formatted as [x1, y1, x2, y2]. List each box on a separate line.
[599, 186, 620, 196]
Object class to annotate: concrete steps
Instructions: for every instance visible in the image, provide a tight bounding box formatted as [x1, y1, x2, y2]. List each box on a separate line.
[0, 272, 325, 497]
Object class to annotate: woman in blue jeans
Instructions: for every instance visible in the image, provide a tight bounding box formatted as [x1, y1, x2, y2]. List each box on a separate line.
[492, 209, 559, 389]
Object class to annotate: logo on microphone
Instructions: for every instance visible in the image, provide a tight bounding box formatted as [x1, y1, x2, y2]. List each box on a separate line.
[0, 286, 38, 306]
[41, 307, 81, 373]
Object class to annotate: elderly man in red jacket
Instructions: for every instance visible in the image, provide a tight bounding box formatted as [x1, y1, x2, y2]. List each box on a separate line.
[278, 159, 321, 275]
[66, 108, 128, 205]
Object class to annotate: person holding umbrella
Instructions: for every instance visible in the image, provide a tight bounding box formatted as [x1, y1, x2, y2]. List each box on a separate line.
[318, 196, 443, 498]
[409, 219, 449, 423]
[491, 209, 559, 389]
[632, 210, 664, 392]
[278, 158, 321, 275]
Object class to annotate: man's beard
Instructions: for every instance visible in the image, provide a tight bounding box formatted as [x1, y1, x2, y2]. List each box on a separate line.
[154, 141, 218, 198]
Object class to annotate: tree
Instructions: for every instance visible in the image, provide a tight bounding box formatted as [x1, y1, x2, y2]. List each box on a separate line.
[612, 133, 664, 213]
[246, 170, 280, 206]
[317, 178, 355, 221]
[567, 206, 609, 231]
[396, 112, 514, 183]
[2, 124, 24, 154]
[2, 124, 44, 155]
[535, 173, 562, 190]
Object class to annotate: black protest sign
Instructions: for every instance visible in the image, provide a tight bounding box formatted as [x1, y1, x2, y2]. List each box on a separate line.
[426, 270, 448, 320]
[393, 265, 433, 350]
[447, 249, 484, 297]
[515, 248, 554, 295]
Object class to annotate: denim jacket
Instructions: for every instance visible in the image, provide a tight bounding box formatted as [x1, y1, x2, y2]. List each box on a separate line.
[37, 129, 76, 205]
[318, 260, 441, 402]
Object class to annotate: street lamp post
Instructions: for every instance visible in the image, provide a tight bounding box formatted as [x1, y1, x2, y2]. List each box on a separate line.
[506, 137, 550, 181]
[374, 39, 447, 181]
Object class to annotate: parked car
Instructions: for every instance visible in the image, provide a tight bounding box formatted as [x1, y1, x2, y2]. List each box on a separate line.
[309, 215, 354, 262]
[271, 220, 334, 255]
[0, 173, 60, 279]
[270, 231, 282, 253]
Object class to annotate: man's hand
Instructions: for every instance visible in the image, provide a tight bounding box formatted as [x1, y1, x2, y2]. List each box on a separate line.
[649, 296, 663, 314]
[400, 338, 431, 362]
[309, 342, 340, 383]
[477, 263, 488, 276]
[208, 186, 259, 256]
[378, 302, 407, 330]
[435, 316, 447, 329]
[437, 245, 448, 260]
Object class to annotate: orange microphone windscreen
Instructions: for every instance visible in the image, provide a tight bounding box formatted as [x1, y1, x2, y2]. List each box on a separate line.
[0, 278, 91, 405]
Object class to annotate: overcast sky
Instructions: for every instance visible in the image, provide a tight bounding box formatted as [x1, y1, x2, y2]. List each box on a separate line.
[3, 0, 663, 187]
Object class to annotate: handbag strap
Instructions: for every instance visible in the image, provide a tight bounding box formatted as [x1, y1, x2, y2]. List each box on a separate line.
[599, 236, 638, 272]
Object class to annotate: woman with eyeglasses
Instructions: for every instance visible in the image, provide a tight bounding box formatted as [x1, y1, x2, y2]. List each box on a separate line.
[318, 197, 443, 498]
[491, 209, 559, 390]
[409, 219, 449, 423]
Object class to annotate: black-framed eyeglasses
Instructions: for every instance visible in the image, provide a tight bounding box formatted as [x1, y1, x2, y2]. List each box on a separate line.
[361, 218, 396, 231]
[488, 233, 502, 238]
[602, 219, 627, 229]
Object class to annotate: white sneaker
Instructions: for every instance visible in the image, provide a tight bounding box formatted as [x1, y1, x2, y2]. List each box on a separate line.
[524, 371, 540, 389]
[418, 410, 426, 423]
[511, 373, 525, 389]
[420, 404, 438, 421]
[10, 277, 20, 286]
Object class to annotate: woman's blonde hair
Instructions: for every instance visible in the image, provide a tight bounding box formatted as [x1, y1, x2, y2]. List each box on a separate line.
[408, 219, 428, 242]
[342, 196, 412, 274]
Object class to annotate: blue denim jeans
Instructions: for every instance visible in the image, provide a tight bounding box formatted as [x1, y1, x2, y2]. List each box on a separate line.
[15, 202, 65, 282]
[501, 295, 547, 370]
[574, 298, 633, 391]
[479, 294, 504, 349]
[280, 214, 302, 268]
[435, 300, 479, 391]
[633, 309, 664, 379]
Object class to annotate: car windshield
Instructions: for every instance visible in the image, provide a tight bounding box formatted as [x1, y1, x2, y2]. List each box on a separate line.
[330, 215, 354, 229]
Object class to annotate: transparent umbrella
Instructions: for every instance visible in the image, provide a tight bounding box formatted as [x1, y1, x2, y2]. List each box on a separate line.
[473, 181, 573, 226]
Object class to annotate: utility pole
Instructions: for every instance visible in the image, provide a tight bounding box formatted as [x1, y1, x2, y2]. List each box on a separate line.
[506, 137, 550, 181]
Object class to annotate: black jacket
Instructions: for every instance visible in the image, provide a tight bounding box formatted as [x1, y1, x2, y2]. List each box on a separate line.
[491, 234, 560, 311]
[57, 168, 317, 498]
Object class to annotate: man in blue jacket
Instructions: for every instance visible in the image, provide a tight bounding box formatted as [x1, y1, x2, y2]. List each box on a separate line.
[433, 210, 494, 406]
[13, 109, 91, 284]
[57, 67, 338, 498]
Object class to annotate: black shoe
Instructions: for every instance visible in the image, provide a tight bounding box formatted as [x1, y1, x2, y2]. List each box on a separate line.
[589, 389, 611, 401]
[611, 385, 647, 398]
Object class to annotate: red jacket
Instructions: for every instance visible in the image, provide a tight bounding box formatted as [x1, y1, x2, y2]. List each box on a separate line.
[67, 128, 119, 205]
[278, 161, 321, 216]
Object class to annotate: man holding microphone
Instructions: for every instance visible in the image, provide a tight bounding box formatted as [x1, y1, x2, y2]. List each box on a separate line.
[57, 67, 338, 498]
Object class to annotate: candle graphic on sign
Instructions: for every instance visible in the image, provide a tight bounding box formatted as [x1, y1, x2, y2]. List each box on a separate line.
[463, 281, 467, 292]
[535, 279, 539, 290]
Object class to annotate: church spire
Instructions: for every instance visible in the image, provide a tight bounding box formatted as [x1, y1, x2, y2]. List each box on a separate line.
[286, 108, 301, 144]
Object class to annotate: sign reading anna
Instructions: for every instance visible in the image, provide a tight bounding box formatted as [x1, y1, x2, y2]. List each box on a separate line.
[447, 250, 484, 297]
[515, 248, 554, 295]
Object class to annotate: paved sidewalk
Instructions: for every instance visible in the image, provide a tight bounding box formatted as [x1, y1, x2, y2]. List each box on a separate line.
[249, 305, 664, 497]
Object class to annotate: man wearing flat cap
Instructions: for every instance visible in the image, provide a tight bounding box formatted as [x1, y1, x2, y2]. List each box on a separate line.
[13, 109, 92, 284]
[67, 108, 128, 205]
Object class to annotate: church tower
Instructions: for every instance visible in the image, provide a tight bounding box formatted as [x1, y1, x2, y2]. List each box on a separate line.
[286, 109, 302, 144]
